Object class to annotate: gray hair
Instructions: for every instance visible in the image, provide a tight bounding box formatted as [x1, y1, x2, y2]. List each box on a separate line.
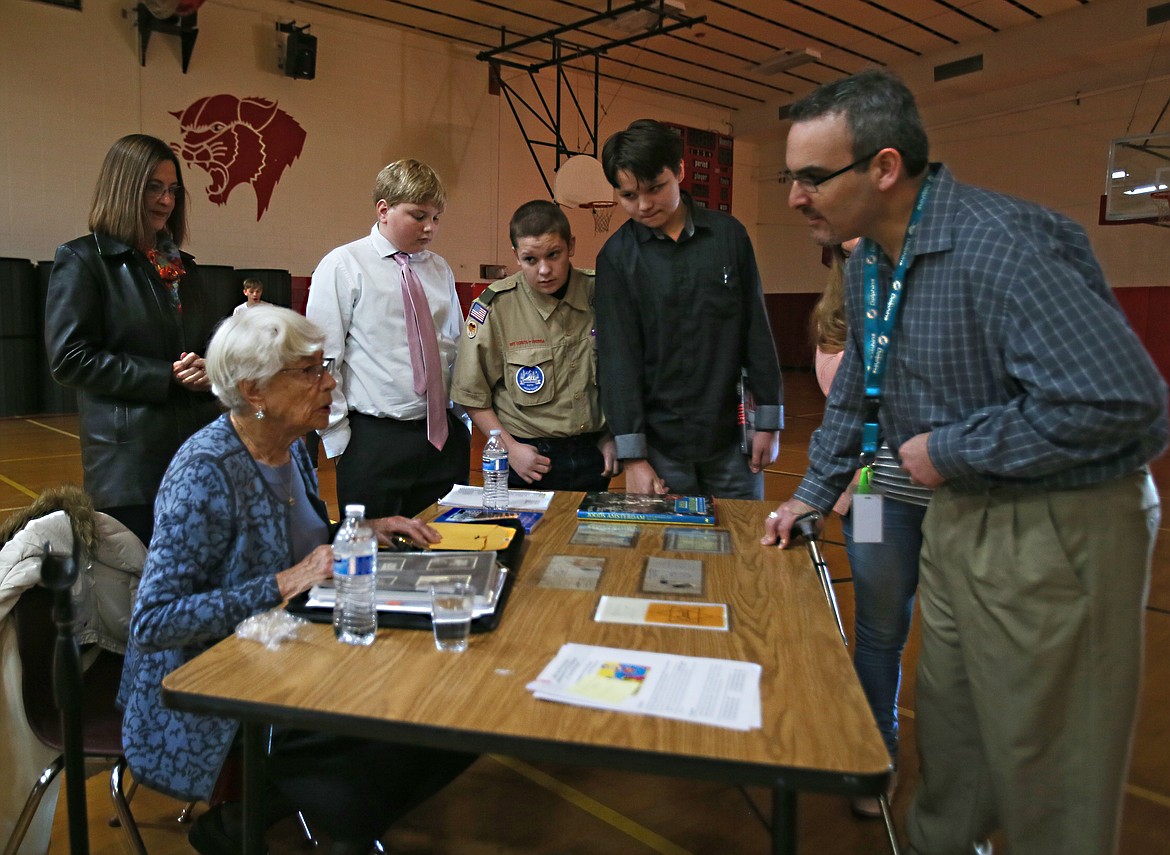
[206, 305, 325, 412]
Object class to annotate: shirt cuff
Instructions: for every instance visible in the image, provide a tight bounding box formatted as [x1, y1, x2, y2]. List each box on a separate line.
[614, 432, 648, 460]
[755, 404, 784, 432]
[925, 425, 974, 482]
[319, 419, 350, 458]
[793, 480, 840, 515]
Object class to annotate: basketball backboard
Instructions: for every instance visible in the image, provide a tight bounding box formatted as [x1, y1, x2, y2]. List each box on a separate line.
[1102, 132, 1170, 226]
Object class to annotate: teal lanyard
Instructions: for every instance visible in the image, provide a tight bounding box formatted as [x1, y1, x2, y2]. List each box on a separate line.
[859, 172, 935, 466]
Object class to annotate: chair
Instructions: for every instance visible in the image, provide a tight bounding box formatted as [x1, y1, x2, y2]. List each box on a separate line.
[3, 547, 128, 855]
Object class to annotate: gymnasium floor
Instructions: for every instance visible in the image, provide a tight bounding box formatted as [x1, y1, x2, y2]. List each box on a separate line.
[2, 369, 1167, 853]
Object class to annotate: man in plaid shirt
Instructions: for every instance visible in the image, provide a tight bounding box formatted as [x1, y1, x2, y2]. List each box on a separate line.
[764, 69, 1167, 855]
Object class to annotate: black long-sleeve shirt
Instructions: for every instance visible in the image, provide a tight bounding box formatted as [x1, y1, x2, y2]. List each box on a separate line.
[595, 195, 782, 463]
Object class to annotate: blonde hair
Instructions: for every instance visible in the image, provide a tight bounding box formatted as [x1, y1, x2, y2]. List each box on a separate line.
[373, 159, 446, 210]
[809, 245, 849, 353]
[89, 134, 188, 249]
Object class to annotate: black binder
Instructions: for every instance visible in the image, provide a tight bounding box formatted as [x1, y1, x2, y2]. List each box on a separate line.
[286, 518, 524, 633]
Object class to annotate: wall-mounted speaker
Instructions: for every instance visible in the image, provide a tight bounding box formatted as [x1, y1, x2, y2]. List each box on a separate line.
[284, 28, 316, 80]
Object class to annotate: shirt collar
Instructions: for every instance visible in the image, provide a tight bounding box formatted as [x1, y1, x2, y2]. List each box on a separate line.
[903, 163, 955, 260]
[631, 190, 701, 244]
[368, 222, 429, 261]
[527, 268, 590, 319]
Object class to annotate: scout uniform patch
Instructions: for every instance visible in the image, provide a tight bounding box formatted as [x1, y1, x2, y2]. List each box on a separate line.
[515, 365, 545, 393]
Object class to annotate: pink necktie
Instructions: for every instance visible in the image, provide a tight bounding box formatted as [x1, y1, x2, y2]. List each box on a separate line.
[394, 252, 448, 450]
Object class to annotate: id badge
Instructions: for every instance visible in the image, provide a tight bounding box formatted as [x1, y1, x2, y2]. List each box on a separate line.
[852, 493, 884, 543]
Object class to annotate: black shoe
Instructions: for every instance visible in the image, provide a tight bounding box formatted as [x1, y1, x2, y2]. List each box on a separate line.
[189, 802, 249, 855]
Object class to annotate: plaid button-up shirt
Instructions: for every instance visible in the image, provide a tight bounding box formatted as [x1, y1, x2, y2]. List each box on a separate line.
[795, 165, 1168, 512]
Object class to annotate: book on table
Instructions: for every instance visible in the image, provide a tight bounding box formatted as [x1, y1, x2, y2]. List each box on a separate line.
[433, 506, 544, 533]
[576, 492, 716, 526]
[305, 550, 505, 617]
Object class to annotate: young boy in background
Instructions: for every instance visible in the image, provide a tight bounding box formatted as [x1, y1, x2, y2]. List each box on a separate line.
[232, 277, 270, 315]
[452, 200, 619, 491]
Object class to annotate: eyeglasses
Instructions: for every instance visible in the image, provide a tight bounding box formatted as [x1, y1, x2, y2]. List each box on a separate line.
[279, 358, 334, 382]
[781, 149, 882, 194]
[145, 180, 184, 201]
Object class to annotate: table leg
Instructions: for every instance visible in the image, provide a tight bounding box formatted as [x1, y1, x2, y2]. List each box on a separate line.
[241, 722, 266, 855]
[772, 788, 797, 855]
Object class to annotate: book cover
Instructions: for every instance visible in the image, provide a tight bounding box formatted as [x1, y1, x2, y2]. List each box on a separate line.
[432, 506, 544, 534]
[576, 492, 716, 526]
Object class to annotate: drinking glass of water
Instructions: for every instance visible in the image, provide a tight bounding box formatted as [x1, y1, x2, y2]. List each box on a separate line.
[430, 581, 475, 652]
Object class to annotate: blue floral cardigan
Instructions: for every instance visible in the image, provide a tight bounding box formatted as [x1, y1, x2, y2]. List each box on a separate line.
[117, 413, 330, 800]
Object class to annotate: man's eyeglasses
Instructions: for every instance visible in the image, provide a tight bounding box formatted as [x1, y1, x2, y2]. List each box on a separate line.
[782, 149, 882, 195]
[279, 358, 335, 382]
[145, 180, 184, 201]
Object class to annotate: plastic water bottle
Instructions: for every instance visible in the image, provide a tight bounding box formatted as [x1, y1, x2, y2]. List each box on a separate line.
[332, 503, 377, 646]
[482, 429, 510, 511]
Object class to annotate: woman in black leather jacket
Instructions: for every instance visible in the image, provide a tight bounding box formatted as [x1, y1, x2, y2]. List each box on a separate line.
[45, 134, 221, 546]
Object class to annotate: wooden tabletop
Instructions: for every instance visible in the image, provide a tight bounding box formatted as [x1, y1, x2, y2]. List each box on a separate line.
[163, 493, 890, 794]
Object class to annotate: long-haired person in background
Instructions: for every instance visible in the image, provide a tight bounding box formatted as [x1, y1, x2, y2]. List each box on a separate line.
[45, 134, 221, 546]
[809, 237, 927, 818]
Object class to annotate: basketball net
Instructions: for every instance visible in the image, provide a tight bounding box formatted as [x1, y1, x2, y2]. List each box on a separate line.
[1151, 190, 1170, 227]
[581, 201, 615, 234]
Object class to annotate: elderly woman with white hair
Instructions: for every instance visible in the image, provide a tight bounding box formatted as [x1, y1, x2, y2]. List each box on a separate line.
[117, 306, 475, 855]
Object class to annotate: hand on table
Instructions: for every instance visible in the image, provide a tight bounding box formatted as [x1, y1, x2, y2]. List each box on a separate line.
[372, 516, 441, 548]
[275, 544, 334, 600]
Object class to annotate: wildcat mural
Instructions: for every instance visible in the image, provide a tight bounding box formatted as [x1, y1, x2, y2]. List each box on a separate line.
[170, 95, 306, 220]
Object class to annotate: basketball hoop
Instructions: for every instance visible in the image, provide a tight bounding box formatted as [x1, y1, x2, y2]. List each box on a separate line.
[1151, 190, 1170, 227]
[581, 200, 616, 233]
[554, 155, 616, 233]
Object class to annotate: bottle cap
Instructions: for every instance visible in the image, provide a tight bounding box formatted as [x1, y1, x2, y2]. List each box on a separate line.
[344, 503, 365, 516]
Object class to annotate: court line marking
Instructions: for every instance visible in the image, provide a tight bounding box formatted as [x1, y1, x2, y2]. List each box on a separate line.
[490, 755, 694, 855]
[0, 474, 38, 500]
[24, 418, 79, 439]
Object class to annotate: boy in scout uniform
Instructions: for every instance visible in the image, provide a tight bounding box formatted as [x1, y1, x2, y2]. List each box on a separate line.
[451, 200, 620, 491]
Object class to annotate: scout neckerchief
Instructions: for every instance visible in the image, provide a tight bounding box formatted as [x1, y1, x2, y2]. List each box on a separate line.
[856, 170, 935, 491]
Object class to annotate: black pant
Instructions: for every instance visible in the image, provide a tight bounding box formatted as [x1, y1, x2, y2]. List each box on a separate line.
[508, 432, 611, 492]
[99, 504, 155, 548]
[267, 729, 476, 845]
[336, 411, 471, 518]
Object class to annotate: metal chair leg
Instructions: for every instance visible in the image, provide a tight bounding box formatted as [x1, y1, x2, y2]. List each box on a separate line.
[879, 793, 901, 854]
[3, 756, 64, 855]
[296, 810, 319, 848]
[178, 801, 198, 823]
[110, 756, 147, 855]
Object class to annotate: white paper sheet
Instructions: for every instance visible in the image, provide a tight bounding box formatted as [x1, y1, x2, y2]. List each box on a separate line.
[438, 485, 554, 512]
[526, 643, 762, 731]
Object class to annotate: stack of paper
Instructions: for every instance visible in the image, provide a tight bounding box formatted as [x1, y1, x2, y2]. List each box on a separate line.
[526, 643, 762, 731]
[439, 485, 554, 513]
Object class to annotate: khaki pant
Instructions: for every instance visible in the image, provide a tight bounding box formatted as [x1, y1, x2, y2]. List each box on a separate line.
[906, 470, 1160, 855]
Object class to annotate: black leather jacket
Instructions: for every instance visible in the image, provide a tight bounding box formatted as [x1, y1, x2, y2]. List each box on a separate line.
[45, 233, 222, 510]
